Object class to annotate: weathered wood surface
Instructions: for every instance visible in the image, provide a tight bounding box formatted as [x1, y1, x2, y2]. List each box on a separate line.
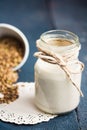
[0, 0, 87, 130]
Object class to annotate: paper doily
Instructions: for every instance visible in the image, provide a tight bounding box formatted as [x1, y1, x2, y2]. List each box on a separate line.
[0, 82, 57, 124]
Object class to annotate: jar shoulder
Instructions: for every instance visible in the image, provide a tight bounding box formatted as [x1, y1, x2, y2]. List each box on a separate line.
[35, 59, 60, 70]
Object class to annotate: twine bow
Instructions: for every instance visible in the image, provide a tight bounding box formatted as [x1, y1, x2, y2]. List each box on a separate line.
[34, 40, 84, 96]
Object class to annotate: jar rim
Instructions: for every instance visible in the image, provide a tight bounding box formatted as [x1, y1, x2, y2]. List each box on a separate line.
[39, 30, 80, 54]
[40, 30, 79, 45]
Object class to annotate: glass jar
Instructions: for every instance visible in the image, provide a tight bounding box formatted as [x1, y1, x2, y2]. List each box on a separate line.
[34, 30, 84, 114]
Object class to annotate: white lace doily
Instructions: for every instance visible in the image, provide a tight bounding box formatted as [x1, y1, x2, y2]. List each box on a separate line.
[0, 82, 57, 124]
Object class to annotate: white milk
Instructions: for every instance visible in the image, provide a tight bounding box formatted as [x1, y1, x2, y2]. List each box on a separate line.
[34, 30, 83, 114]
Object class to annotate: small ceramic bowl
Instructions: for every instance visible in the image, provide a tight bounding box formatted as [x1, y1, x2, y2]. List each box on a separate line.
[0, 23, 29, 71]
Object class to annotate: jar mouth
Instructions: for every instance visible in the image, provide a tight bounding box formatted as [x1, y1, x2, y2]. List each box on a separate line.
[41, 30, 79, 45]
[40, 30, 80, 53]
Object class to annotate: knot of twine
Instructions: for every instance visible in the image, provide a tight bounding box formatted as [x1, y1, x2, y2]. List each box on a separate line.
[34, 41, 84, 96]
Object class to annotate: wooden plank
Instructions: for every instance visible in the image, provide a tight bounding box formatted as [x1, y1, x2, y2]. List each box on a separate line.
[50, 0, 87, 130]
[77, 41, 87, 130]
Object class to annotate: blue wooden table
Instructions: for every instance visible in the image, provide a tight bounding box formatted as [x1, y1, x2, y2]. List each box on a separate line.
[0, 0, 87, 129]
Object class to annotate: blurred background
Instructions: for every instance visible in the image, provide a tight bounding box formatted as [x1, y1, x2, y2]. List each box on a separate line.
[0, 0, 87, 82]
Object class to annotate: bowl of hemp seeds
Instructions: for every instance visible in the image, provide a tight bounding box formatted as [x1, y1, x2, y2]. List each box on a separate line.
[0, 23, 29, 104]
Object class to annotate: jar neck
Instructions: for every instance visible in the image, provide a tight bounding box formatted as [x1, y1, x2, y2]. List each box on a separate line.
[39, 30, 80, 55]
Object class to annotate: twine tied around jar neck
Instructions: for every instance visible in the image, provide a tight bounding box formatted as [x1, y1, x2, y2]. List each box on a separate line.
[34, 40, 84, 96]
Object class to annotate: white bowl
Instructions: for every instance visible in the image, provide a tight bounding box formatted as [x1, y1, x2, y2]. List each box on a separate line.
[0, 23, 29, 71]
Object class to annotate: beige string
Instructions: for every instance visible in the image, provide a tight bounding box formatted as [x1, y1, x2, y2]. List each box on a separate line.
[34, 41, 84, 96]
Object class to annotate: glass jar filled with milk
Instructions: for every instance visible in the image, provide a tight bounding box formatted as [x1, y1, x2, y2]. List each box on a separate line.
[34, 30, 84, 114]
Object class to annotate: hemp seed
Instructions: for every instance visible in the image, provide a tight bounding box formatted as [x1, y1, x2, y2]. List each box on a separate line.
[0, 37, 24, 104]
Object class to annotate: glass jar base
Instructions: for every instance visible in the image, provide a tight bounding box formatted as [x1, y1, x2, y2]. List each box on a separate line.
[35, 99, 79, 115]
